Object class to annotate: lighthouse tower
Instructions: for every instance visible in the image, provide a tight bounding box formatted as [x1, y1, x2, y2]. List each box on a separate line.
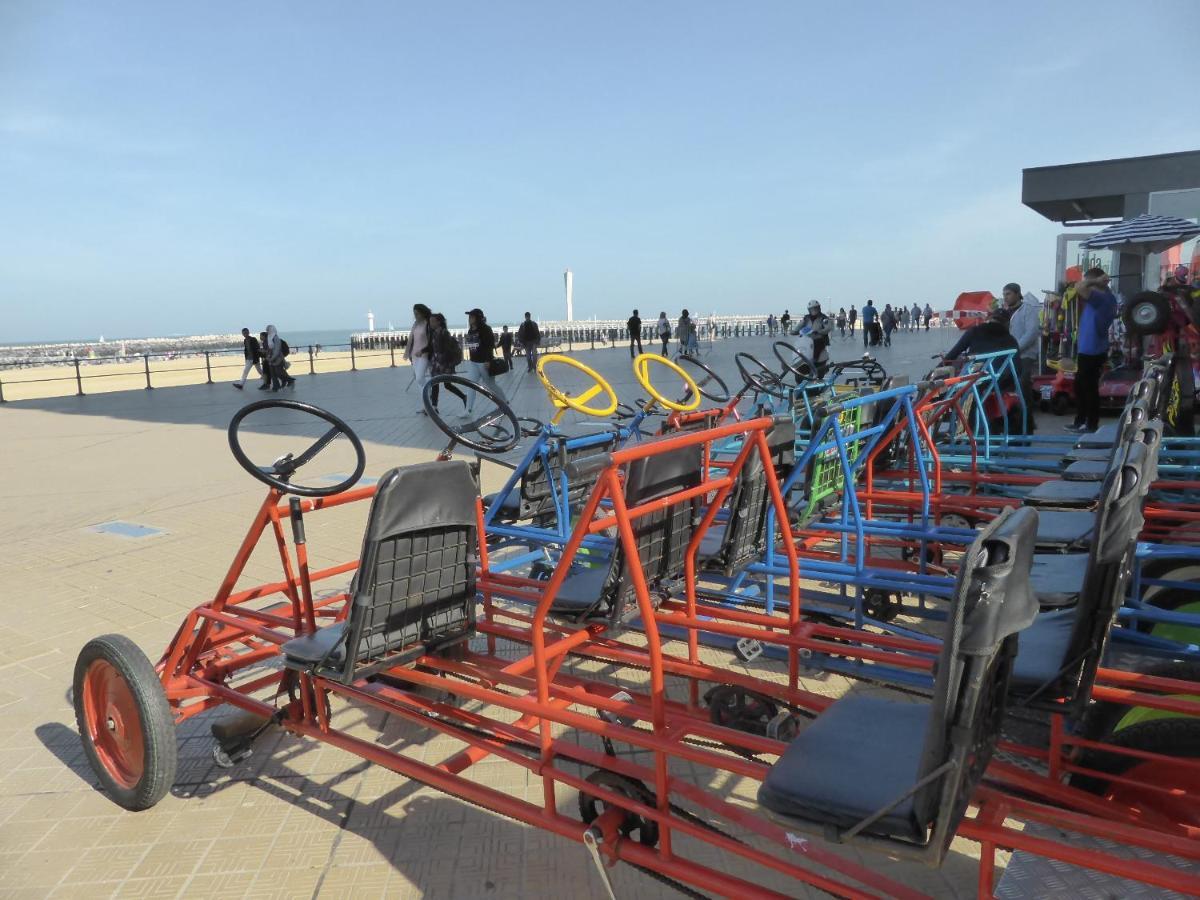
[564, 269, 574, 322]
[367, 310, 375, 332]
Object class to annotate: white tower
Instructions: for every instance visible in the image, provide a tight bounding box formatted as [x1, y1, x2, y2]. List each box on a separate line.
[367, 310, 375, 332]
[564, 268, 574, 322]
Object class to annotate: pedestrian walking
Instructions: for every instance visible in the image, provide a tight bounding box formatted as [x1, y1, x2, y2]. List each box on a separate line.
[779, 309, 791, 334]
[627, 309, 643, 358]
[678, 309, 697, 357]
[899, 307, 910, 331]
[517, 312, 540, 373]
[656, 312, 671, 356]
[464, 308, 507, 413]
[1067, 269, 1118, 434]
[861, 300, 879, 348]
[923, 303, 934, 331]
[911, 303, 921, 332]
[499, 325, 514, 369]
[232, 327, 261, 389]
[264, 325, 295, 391]
[427, 313, 468, 412]
[848, 305, 857, 336]
[767, 314, 777, 336]
[836, 308, 847, 337]
[404, 304, 432, 410]
[881, 304, 896, 346]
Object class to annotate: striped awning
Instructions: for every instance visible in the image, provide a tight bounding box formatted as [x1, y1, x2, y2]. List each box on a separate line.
[1081, 213, 1200, 254]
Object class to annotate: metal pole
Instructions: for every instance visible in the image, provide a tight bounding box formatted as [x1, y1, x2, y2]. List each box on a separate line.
[205, 351, 213, 384]
[144, 354, 153, 389]
[308, 345, 315, 375]
[74, 357, 84, 396]
[0, 372, 5, 402]
[350, 342, 357, 372]
[389, 342, 396, 367]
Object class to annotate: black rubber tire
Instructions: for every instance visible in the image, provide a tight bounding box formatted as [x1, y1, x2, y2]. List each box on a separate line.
[1050, 392, 1071, 416]
[73, 634, 177, 811]
[1071, 717, 1200, 797]
[1133, 564, 1200, 637]
[1122, 290, 1171, 337]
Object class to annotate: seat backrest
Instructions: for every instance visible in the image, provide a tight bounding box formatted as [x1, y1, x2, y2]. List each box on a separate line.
[336, 460, 478, 682]
[520, 432, 618, 522]
[708, 419, 795, 574]
[912, 506, 1040, 855]
[598, 442, 703, 623]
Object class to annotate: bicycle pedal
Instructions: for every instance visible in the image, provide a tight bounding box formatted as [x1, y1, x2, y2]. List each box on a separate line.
[598, 690, 637, 727]
[735, 638, 763, 663]
[766, 710, 799, 742]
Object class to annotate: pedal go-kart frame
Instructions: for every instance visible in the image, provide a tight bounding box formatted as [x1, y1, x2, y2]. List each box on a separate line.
[73, 392, 1200, 897]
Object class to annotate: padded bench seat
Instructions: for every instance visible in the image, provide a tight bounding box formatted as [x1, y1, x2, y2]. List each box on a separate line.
[283, 622, 348, 668]
[1064, 447, 1112, 463]
[1062, 459, 1108, 482]
[1034, 510, 1094, 550]
[1024, 479, 1101, 508]
[1010, 609, 1074, 693]
[1029, 553, 1088, 607]
[759, 696, 932, 842]
[483, 490, 521, 517]
[1074, 422, 1120, 449]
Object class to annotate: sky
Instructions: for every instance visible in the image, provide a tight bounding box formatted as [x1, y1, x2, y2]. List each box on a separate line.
[2, 1, 1199, 342]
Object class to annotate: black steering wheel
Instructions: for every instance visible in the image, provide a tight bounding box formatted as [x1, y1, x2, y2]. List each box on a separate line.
[676, 355, 731, 403]
[735, 352, 789, 399]
[228, 399, 367, 496]
[423, 374, 521, 454]
[518, 417, 544, 437]
[773, 341, 819, 382]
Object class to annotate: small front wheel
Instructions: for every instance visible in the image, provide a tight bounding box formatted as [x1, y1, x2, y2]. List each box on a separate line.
[74, 634, 177, 810]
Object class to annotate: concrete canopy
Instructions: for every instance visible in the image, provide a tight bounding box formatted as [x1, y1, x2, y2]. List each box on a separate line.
[1022, 150, 1200, 224]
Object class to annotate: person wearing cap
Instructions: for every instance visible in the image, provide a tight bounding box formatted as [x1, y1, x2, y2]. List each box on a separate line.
[1002, 282, 1040, 429]
[1067, 268, 1118, 434]
[464, 308, 507, 414]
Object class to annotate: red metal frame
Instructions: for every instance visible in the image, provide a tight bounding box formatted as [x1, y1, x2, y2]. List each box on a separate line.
[142, 412, 1200, 898]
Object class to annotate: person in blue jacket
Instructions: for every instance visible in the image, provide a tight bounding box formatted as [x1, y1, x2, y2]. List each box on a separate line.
[1067, 268, 1118, 434]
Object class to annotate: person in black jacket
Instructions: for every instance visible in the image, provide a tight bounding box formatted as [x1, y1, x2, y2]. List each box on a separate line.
[943, 310, 1020, 391]
[517, 312, 540, 372]
[464, 308, 507, 413]
[627, 309, 643, 358]
[232, 327, 261, 389]
[427, 313, 468, 412]
[499, 325, 514, 368]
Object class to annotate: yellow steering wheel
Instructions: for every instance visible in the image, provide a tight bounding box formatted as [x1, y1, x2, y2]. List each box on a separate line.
[633, 353, 702, 412]
[536, 354, 619, 425]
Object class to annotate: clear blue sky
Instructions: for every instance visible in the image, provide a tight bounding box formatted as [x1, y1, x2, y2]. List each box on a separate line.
[2, 1, 1198, 341]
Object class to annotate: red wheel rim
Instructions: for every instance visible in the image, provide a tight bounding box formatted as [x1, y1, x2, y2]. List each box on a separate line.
[81, 659, 144, 789]
[1106, 759, 1200, 827]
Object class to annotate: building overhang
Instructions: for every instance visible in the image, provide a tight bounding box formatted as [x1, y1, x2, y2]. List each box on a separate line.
[1022, 150, 1200, 224]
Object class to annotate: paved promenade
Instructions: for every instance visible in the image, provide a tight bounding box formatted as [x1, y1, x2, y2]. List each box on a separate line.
[0, 327, 1063, 899]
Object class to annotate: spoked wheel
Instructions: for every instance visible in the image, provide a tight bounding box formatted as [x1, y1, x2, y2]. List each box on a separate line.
[74, 634, 177, 810]
[578, 770, 660, 847]
[1073, 661, 1200, 825]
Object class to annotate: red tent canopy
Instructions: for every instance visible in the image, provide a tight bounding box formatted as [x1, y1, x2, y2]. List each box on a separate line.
[951, 291, 996, 330]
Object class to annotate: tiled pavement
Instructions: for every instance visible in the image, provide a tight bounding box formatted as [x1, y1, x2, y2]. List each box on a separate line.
[0, 330, 1035, 899]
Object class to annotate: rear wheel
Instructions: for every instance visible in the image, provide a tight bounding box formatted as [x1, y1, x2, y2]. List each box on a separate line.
[74, 635, 177, 810]
[1136, 564, 1200, 646]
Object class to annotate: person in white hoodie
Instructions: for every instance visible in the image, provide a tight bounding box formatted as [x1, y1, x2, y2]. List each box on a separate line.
[1002, 282, 1040, 429]
[404, 303, 432, 413]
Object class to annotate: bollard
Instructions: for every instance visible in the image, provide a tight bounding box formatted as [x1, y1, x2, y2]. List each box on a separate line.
[74, 357, 84, 396]
[0, 373, 4, 402]
[590, 330, 595, 350]
[350, 342, 357, 372]
[144, 354, 153, 389]
[205, 351, 213, 384]
[308, 345, 315, 375]
[389, 343, 396, 367]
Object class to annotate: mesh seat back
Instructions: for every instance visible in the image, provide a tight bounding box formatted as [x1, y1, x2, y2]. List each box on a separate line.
[711, 420, 795, 574]
[520, 433, 618, 522]
[338, 460, 478, 682]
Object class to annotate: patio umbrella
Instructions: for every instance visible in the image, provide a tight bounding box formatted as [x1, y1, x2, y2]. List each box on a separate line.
[1081, 213, 1200, 255]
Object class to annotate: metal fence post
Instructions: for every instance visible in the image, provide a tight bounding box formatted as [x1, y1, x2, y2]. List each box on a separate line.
[350, 342, 357, 372]
[74, 357, 84, 396]
[389, 343, 396, 367]
[308, 346, 315, 375]
[0, 373, 5, 402]
[204, 351, 213, 384]
[143, 354, 153, 389]
[590, 330, 595, 350]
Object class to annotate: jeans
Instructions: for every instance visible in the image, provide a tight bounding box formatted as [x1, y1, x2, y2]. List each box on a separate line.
[629, 333, 643, 357]
[1074, 352, 1106, 430]
[466, 361, 506, 411]
[237, 358, 261, 385]
[523, 342, 538, 372]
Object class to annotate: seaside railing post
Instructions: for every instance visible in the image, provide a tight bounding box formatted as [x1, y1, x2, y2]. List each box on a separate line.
[389, 342, 396, 368]
[350, 341, 357, 372]
[0, 371, 5, 403]
[308, 346, 315, 375]
[74, 357, 84, 396]
[204, 351, 213, 384]
[143, 354, 153, 389]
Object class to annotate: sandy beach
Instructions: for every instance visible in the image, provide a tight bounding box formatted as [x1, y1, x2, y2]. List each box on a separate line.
[0, 345, 408, 401]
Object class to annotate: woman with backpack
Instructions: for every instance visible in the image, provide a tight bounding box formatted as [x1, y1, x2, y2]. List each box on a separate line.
[656, 312, 671, 356]
[427, 313, 468, 412]
[264, 325, 295, 391]
[464, 308, 507, 413]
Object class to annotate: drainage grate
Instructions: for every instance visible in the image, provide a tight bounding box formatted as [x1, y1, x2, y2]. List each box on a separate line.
[89, 521, 167, 539]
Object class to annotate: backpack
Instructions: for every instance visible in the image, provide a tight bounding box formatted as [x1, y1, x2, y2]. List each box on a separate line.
[446, 335, 464, 368]
[280, 339, 290, 357]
